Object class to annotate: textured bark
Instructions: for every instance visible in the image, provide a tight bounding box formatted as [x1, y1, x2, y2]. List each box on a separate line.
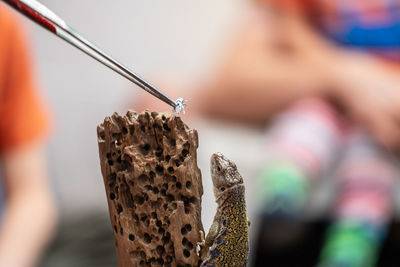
[97, 111, 204, 267]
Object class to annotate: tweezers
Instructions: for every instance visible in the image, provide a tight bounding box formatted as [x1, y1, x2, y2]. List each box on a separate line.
[2, 0, 185, 114]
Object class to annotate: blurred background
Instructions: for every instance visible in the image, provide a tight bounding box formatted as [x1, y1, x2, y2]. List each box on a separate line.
[26, 0, 258, 266]
[29, 0, 245, 218]
[3, 0, 400, 266]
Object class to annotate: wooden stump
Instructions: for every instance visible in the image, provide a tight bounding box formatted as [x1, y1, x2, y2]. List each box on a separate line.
[97, 111, 205, 267]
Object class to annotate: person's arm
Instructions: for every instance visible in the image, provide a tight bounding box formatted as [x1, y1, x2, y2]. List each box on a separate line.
[195, 6, 400, 149]
[195, 9, 331, 124]
[0, 144, 57, 267]
[134, 8, 329, 121]
[0, 7, 57, 267]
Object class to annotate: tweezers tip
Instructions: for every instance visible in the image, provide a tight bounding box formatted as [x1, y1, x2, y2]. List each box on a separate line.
[173, 97, 186, 115]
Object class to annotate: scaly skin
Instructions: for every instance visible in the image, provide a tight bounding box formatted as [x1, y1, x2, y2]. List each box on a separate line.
[200, 153, 250, 267]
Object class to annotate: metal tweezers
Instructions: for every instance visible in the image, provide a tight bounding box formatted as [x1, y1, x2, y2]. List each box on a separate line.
[2, 0, 185, 114]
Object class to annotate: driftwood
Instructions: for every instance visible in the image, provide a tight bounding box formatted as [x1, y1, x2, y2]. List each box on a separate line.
[97, 111, 204, 267]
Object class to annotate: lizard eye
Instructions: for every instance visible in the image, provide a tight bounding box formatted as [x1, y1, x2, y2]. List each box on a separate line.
[220, 187, 225, 192]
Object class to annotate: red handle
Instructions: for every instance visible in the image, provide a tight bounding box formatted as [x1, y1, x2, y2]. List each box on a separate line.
[2, 0, 56, 33]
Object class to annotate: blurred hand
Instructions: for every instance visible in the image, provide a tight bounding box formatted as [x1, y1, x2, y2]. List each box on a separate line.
[332, 53, 400, 150]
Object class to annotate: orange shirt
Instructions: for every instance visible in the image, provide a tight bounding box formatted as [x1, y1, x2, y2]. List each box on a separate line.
[0, 4, 49, 152]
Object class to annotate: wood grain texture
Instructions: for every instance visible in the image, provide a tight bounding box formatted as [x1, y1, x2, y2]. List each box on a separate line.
[97, 110, 204, 267]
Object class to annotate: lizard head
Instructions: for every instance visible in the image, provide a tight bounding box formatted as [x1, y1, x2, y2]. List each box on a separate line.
[210, 152, 243, 196]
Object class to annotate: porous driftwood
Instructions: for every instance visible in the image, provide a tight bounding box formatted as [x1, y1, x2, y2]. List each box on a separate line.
[97, 111, 204, 267]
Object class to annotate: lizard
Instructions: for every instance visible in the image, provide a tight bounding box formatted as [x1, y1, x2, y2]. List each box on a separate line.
[199, 152, 250, 267]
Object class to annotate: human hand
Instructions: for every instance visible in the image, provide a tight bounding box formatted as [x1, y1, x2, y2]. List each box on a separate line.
[331, 53, 400, 150]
